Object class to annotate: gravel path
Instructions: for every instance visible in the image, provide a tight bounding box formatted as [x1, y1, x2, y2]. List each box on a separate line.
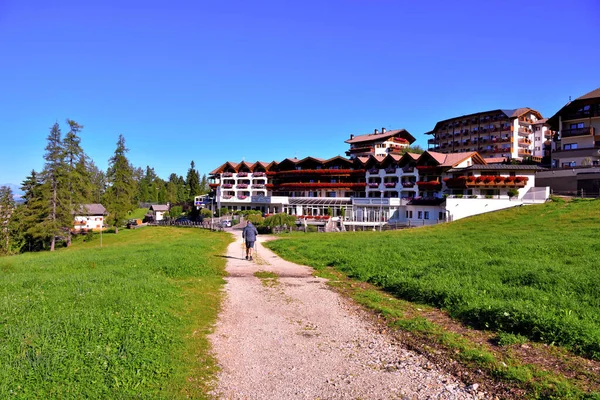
[208, 231, 485, 399]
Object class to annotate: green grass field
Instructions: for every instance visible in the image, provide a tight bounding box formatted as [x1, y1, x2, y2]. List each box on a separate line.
[265, 198, 600, 361]
[0, 227, 231, 399]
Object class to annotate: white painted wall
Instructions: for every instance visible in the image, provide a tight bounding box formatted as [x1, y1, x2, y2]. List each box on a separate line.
[445, 198, 522, 221]
[73, 215, 104, 231]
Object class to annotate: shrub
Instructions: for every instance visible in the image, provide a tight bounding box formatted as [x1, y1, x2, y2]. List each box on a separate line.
[169, 205, 183, 218]
[507, 189, 519, 199]
[264, 213, 296, 228]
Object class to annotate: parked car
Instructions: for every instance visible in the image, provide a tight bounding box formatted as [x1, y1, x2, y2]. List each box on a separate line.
[221, 220, 232, 227]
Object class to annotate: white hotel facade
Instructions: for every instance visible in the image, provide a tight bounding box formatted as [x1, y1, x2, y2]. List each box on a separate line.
[200, 128, 548, 230]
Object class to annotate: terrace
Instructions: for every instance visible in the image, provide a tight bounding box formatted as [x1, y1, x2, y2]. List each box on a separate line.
[560, 126, 595, 139]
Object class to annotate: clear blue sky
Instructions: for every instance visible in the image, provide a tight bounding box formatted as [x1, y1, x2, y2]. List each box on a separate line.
[1, 0, 598, 188]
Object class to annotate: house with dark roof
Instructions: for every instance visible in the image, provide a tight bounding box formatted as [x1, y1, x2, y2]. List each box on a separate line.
[547, 87, 600, 168]
[73, 204, 107, 232]
[149, 204, 169, 221]
[425, 108, 553, 163]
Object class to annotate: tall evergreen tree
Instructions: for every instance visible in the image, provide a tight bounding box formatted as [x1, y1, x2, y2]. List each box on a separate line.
[0, 186, 15, 254]
[38, 123, 68, 251]
[186, 161, 200, 201]
[62, 119, 89, 246]
[104, 135, 135, 233]
[87, 160, 106, 203]
[176, 175, 187, 203]
[166, 173, 179, 205]
[19, 170, 47, 251]
[199, 173, 210, 195]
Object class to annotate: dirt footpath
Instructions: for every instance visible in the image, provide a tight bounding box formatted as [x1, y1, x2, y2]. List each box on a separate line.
[208, 231, 482, 399]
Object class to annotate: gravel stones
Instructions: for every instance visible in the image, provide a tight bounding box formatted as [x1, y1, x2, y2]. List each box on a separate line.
[208, 233, 486, 399]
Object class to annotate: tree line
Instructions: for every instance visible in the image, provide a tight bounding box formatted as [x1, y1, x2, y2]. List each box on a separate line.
[0, 120, 210, 254]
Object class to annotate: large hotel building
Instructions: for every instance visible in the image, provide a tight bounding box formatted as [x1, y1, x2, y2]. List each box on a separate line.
[425, 108, 553, 163]
[202, 127, 547, 230]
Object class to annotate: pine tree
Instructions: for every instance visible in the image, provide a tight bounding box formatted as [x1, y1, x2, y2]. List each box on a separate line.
[62, 119, 89, 246]
[104, 135, 135, 233]
[87, 160, 106, 203]
[199, 173, 210, 194]
[0, 186, 15, 254]
[19, 170, 47, 251]
[176, 176, 187, 203]
[39, 123, 68, 251]
[166, 173, 179, 205]
[186, 161, 200, 201]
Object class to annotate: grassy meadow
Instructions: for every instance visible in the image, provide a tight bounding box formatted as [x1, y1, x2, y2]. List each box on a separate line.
[265, 198, 600, 361]
[0, 226, 231, 399]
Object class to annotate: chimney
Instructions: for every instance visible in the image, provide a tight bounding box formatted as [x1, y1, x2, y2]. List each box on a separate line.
[350, 134, 354, 139]
[382, 127, 386, 133]
[374, 129, 379, 134]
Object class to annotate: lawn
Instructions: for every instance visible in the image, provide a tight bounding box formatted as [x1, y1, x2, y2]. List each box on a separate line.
[0, 226, 231, 399]
[264, 198, 600, 361]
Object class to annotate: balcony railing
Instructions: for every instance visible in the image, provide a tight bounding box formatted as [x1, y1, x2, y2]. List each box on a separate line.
[252, 172, 266, 177]
[560, 126, 594, 139]
[237, 184, 249, 189]
[222, 183, 233, 189]
[368, 182, 380, 188]
[384, 182, 397, 188]
[384, 167, 396, 174]
[252, 184, 265, 189]
[222, 172, 233, 177]
[237, 172, 248, 177]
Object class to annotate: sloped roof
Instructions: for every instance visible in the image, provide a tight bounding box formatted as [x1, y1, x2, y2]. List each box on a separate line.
[547, 87, 600, 129]
[423, 151, 486, 167]
[576, 87, 600, 100]
[150, 204, 169, 212]
[484, 157, 508, 164]
[345, 129, 416, 145]
[78, 204, 106, 215]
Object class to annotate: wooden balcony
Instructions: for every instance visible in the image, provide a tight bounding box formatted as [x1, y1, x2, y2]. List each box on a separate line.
[560, 126, 595, 139]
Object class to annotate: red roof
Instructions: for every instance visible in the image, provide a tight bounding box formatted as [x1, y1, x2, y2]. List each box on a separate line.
[345, 129, 416, 145]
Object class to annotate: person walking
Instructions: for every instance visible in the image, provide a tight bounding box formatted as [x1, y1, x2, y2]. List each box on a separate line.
[242, 221, 258, 261]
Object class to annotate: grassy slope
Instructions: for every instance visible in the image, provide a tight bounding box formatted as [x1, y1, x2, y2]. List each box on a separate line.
[0, 227, 231, 399]
[265, 199, 600, 361]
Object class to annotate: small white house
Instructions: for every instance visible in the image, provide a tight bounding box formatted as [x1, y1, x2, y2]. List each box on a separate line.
[149, 204, 169, 221]
[73, 204, 107, 232]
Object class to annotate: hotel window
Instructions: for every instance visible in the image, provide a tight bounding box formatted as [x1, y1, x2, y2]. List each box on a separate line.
[424, 211, 430, 220]
[406, 210, 413, 218]
[417, 211, 423, 219]
[570, 122, 584, 130]
[564, 143, 578, 150]
[535, 137, 540, 141]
